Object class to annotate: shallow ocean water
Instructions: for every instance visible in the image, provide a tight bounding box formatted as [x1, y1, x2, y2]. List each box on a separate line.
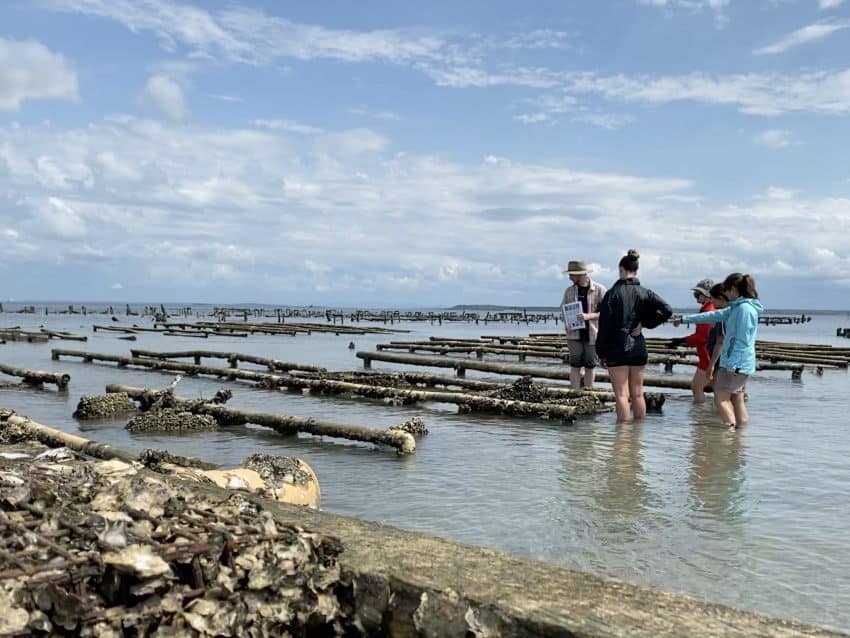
[1, 307, 849, 631]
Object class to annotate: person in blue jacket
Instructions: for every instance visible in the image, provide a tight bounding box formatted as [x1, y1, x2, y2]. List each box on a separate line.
[676, 273, 764, 429]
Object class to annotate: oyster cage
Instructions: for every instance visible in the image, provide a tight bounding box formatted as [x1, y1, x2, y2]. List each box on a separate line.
[0, 451, 354, 636]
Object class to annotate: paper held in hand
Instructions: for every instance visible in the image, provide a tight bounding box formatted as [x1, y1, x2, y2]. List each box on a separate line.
[562, 301, 586, 330]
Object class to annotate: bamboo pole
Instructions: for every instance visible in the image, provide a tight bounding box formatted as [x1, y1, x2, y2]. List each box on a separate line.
[105, 384, 415, 454]
[129, 349, 327, 373]
[0, 362, 70, 388]
[355, 350, 696, 390]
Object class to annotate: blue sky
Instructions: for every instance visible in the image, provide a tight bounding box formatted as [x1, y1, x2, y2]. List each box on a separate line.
[1, 0, 849, 308]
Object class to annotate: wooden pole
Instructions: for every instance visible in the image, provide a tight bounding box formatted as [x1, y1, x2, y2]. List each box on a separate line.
[0, 362, 70, 388]
[130, 349, 327, 373]
[0, 410, 135, 461]
[250, 374, 599, 420]
[106, 384, 415, 454]
[355, 350, 696, 390]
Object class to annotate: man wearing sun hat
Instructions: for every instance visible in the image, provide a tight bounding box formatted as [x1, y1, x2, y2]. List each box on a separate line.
[560, 260, 607, 390]
[670, 278, 715, 402]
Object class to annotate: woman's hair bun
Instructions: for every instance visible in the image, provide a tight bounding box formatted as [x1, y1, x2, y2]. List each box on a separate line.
[626, 249, 640, 260]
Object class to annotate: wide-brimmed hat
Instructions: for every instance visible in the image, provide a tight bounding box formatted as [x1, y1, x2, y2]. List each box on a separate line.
[691, 278, 714, 296]
[563, 260, 590, 275]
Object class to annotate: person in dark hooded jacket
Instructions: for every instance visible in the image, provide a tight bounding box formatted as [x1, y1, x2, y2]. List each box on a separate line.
[596, 249, 673, 422]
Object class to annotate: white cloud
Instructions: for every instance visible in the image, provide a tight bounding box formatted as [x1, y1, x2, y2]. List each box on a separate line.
[3, 113, 850, 303]
[0, 37, 78, 111]
[348, 106, 400, 120]
[563, 69, 850, 116]
[820, 0, 845, 9]
[754, 129, 797, 148]
[141, 74, 188, 121]
[26, 197, 87, 239]
[766, 186, 796, 200]
[754, 21, 849, 55]
[638, 0, 732, 25]
[111, 282, 123, 289]
[513, 113, 552, 124]
[503, 29, 571, 50]
[209, 93, 244, 103]
[573, 112, 636, 129]
[254, 118, 323, 135]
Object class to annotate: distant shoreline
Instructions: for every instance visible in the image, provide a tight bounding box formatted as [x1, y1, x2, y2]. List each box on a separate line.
[0, 301, 847, 315]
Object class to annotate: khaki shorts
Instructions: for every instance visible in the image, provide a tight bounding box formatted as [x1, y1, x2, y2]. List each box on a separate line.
[714, 368, 749, 394]
[567, 340, 599, 369]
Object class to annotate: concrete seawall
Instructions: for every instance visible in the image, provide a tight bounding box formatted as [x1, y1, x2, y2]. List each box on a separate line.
[226, 482, 845, 637]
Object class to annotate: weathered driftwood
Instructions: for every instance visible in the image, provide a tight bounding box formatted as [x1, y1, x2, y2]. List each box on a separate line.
[129, 349, 327, 373]
[301, 370, 666, 413]
[0, 329, 50, 343]
[106, 384, 415, 454]
[356, 350, 696, 390]
[377, 341, 807, 373]
[163, 329, 209, 338]
[258, 374, 600, 420]
[0, 410, 320, 507]
[39, 328, 88, 342]
[161, 320, 405, 337]
[92, 324, 140, 334]
[0, 362, 70, 388]
[53, 349, 312, 384]
[0, 410, 135, 462]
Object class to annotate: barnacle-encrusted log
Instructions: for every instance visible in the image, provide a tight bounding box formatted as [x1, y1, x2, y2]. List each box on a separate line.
[0, 409, 135, 461]
[0, 362, 70, 388]
[260, 374, 593, 420]
[106, 384, 416, 454]
[130, 349, 326, 372]
[355, 350, 695, 390]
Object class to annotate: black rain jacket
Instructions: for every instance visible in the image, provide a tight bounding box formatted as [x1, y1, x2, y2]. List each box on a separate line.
[595, 278, 672, 363]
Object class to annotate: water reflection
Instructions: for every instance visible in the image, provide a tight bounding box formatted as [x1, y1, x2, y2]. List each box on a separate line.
[604, 422, 650, 516]
[688, 409, 747, 520]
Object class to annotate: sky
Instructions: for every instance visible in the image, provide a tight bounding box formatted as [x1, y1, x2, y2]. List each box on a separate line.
[1, 0, 849, 309]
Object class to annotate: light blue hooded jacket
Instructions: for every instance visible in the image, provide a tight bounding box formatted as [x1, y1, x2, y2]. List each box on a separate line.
[683, 297, 764, 375]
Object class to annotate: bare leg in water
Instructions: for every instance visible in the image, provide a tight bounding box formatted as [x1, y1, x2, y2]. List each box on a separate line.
[731, 392, 748, 427]
[629, 365, 647, 420]
[714, 390, 736, 426]
[608, 366, 631, 422]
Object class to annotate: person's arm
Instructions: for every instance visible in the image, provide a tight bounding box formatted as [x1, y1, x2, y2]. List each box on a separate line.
[707, 331, 724, 381]
[595, 291, 612, 364]
[640, 290, 673, 329]
[683, 306, 731, 325]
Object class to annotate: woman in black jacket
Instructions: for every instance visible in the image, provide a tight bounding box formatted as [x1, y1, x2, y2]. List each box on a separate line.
[596, 249, 672, 422]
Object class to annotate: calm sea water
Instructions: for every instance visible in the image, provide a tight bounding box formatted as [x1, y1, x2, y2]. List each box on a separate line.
[2, 307, 849, 632]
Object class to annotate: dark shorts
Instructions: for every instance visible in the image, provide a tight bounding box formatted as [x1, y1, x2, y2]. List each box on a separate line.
[568, 340, 599, 368]
[606, 354, 648, 368]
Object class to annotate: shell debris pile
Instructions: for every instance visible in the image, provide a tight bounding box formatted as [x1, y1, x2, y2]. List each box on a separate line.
[126, 409, 219, 433]
[73, 392, 137, 419]
[388, 417, 429, 436]
[242, 453, 313, 487]
[0, 449, 354, 636]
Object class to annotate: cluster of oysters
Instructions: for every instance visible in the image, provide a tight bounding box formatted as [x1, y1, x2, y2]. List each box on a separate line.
[0, 447, 351, 636]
